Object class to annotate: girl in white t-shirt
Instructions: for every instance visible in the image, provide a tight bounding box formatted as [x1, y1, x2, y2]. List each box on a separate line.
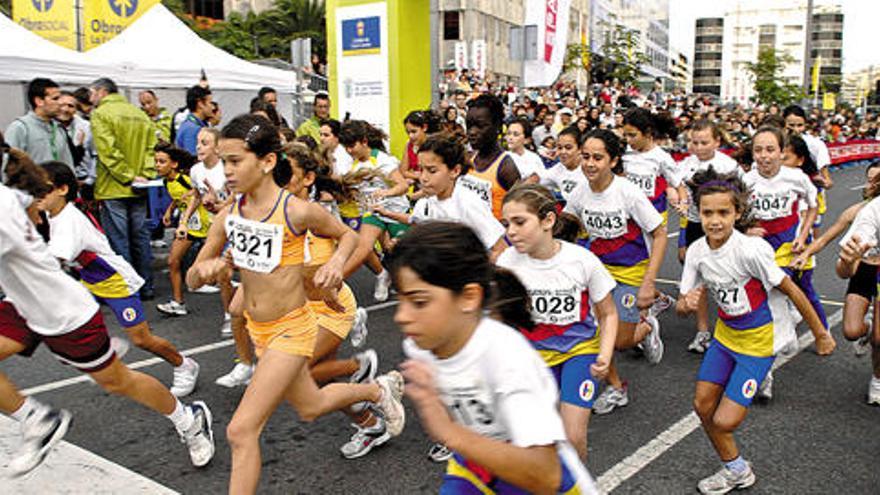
[390, 221, 598, 494]
[505, 119, 542, 183]
[498, 184, 618, 460]
[677, 167, 834, 494]
[541, 126, 588, 203]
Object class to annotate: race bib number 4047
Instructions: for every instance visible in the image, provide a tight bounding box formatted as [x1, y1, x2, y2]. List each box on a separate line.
[225, 215, 283, 273]
[750, 192, 793, 220]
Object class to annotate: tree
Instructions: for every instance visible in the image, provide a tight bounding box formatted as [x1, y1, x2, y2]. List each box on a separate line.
[587, 19, 650, 86]
[745, 47, 805, 107]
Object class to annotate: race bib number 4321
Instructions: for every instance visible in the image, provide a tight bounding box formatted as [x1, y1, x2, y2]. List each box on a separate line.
[225, 215, 283, 273]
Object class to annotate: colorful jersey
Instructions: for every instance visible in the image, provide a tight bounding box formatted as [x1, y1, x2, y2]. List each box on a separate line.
[540, 161, 587, 203]
[226, 190, 305, 273]
[681, 230, 794, 357]
[403, 318, 597, 494]
[164, 173, 211, 238]
[496, 242, 616, 366]
[47, 203, 144, 299]
[337, 149, 407, 221]
[622, 145, 681, 213]
[459, 151, 511, 219]
[679, 151, 742, 222]
[410, 183, 505, 250]
[564, 176, 664, 286]
[743, 167, 817, 268]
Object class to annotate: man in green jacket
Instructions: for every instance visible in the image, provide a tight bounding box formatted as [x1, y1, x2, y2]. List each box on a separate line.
[90, 78, 158, 299]
[138, 90, 172, 143]
[296, 92, 331, 142]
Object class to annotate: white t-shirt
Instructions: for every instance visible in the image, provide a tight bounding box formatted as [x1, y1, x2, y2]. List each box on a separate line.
[351, 150, 409, 217]
[841, 195, 880, 250]
[0, 185, 98, 336]
[564, 176, 663, 242]
[679, 151, 742, 222]
[540, 162, 587, 202]
[743, 167, 817, 222]
[333, 145, 354, 176]
[622, 145, 682, 201]
[189, 160, 228, 202]
[496, 242, 615, 364]
[47, 203, 144, 298]
[410, 184, 504, 250]
[508, 148, 544, 180]
[680, 230, 793, 357]
[402, 317, 598, 493]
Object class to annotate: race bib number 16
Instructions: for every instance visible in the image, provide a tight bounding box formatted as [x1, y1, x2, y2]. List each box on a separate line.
[225, 215, 283, 273]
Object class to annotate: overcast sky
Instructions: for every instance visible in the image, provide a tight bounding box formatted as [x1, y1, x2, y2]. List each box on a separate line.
[668, 0, 879, 74]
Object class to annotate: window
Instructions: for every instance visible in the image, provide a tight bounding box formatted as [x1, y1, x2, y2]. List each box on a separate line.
[443, 11, 460, 40]
[192, 0, 223, 20]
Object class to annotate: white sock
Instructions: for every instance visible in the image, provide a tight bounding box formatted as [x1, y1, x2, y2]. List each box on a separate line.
[10, 397, 43, 422]
[166, 399, 194, 433]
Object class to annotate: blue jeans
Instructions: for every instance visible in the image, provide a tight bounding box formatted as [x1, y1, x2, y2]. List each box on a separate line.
[100, 197, 154, 295]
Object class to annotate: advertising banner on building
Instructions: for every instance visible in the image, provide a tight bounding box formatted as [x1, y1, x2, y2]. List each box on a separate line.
[454, 40, 468, 71]
[471, 39, 486, 78]
[522, 0, 572, 87]
[12, 0, 77, 49]
[83, 0, 160, 50]
[335, 2, 390, 134]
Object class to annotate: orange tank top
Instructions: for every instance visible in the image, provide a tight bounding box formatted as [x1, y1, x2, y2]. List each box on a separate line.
[458, 151, 509, 219]
[226, 190, 306, 272]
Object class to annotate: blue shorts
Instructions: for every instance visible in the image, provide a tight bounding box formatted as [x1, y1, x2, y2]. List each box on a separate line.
[98, 295, 146, 329]
[341, 215, 362, 231]
[697, 340, 774, 407]
[550, 354, 599, 408]
[611, 283, 641, 324]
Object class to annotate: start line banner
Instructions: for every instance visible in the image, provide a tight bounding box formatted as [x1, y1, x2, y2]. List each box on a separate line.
[671, 140, 880, 167]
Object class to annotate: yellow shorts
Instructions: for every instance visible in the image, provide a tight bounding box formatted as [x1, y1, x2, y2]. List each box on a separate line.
[245, 306, 317, 358]
[306, 283, 356, 340]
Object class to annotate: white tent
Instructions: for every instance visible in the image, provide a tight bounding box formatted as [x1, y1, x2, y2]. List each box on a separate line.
[81, 4, 296, 92]
[0, 14, 109, 84]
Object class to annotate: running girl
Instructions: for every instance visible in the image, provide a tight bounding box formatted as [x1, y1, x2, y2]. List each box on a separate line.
[564, 129, 667, 415]
[498, 184, 618, 460]
[505, 118, 543, 184]
[154, 142, 211, 317]
[783, 105, 832, 234]
[187, 115, 404, 494]
[318, 119, 353, 176]
[459, 94, 522, 219]
[399, 110, 440, 185]
[39, 162, 200, 397]
[337, 119, 409, 302]
[392, 221, 599, 494]
[541, 126, 587, 204]
[677, 168, 834, 494]
[678, 120, 742, 353]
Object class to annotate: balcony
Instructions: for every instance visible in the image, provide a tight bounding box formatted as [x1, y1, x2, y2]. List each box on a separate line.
[696, 27, 723, 37]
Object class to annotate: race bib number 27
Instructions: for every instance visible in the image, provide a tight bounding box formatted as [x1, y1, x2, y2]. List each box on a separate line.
[225, 215, 283, 273]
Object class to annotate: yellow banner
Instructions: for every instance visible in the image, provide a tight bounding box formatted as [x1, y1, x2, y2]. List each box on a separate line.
[13, 0, 77, 49]
[822, 92, 836, 110]
[83, 0, 159, 50]
[811, 55, 822, 92]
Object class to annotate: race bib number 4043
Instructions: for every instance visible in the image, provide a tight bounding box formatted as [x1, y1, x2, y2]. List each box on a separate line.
[582, 209, 628, 238]
[225, 215, 283, 273]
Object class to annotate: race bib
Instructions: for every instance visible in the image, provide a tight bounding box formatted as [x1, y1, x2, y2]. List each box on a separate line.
[225, 215, 283, 273]
[437, 371, 500, 439]
[458, 175, 493, 211]
[626, 172, 656, 196]
[561, 179, 579, 195]
[582, 209, 628, 238]
[708, 282, 750, 317]
[751, 192, 794, 221]
[529, 288, 581, 326]
[187, 214, 202, 232]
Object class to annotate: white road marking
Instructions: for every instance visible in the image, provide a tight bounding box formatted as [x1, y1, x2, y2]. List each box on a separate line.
[596, 309, 843, 493]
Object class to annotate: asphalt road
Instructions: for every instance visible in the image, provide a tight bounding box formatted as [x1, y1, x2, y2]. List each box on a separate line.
[2, 163, 878, 494]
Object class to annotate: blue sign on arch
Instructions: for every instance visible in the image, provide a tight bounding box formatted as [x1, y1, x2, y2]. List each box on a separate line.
[109, 0, 138, 18]
[342, 16, 381, 56]
[31, 0, 53, 12]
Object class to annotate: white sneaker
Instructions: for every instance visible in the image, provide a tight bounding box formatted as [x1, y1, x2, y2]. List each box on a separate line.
[339, 418, 391, 459]
[157, 300, 188, 317]
[150, 239, 168, 249]
[220, 318, 232, 337]
[593, 384, 629, 415]
[350, 349, 378, 384]
[373, 270, 392, 302]
[170, 358, 200, 397]
[688, 331, 712, 354]
[215, 362, 254, 388]
[641, 316, 664, 364]
[697, 463, 756, 494]
[758, 371, 773, 401]
[428, 443, 453, 463]
[180, 401, 215, 467]
[8, 408, 72, 476]
[350, 308, 369, 348]
[189, 284, 220, 294]
[649, 292, 675, 317]
[868, 376, 880, 406]
[854, 313, 872, 357]
[374, 371, 406, 436]
[110, 336, 131, 359]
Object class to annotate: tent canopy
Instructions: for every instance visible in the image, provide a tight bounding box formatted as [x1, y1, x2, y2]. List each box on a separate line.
[0, 14, 108, 84]
[81, 5, 296, 92]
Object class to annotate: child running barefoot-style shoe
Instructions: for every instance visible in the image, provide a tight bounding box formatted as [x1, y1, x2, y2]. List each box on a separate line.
[593, 383, 629, 415]
[350, 308, 369, 348]
[157, 300, 188, 317]
[340, 417, 391, 459]
[697, 462, 756, 494]
[9, 408, 73, 477]
[179, 401, 215, 467]
[427, 443, 453, 463]
[689, 331, 712, 354]
[215, 362, 254, 388]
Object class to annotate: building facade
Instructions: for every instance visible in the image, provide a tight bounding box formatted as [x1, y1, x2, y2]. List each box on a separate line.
[693, 17, 723, 96]
[809, 3, 843, 93]
[669, 49, 692, 93]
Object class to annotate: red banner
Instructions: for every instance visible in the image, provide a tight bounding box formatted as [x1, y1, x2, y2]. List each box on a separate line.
[544, 0, 558, 63]
[672, 140, 880, 166]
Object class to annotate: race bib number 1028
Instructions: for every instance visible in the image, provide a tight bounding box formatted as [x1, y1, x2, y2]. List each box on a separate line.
[225, 215, 283, 273]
